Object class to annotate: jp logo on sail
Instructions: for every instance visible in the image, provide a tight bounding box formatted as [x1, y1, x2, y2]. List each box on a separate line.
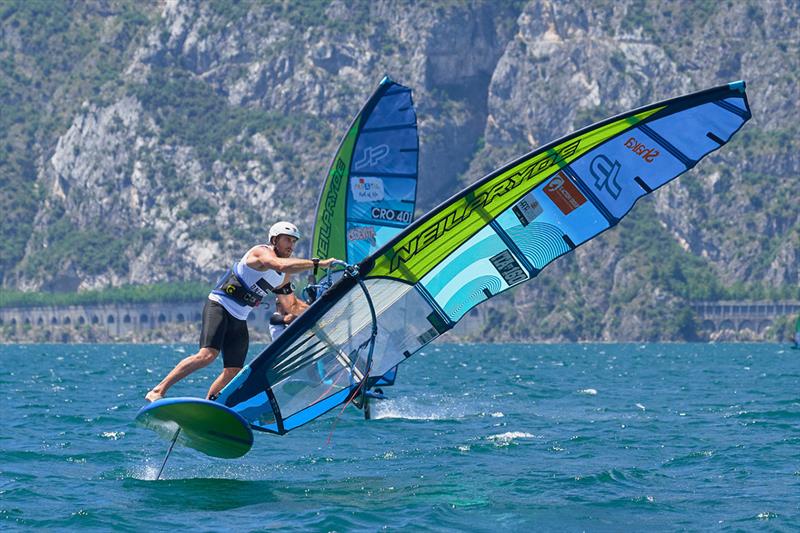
[590, 154, 623, 199]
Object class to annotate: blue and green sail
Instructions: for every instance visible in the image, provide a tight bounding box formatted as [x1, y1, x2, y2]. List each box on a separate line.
[311, 76, 419, 266]
[309, 75, 419, 390]
[218, 81, 751, 435]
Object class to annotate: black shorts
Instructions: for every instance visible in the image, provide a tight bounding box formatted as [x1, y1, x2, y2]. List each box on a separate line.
[199, 300, 249, 368]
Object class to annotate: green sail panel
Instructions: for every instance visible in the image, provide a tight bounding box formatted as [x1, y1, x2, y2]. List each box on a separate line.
[312, 121, 358, 262]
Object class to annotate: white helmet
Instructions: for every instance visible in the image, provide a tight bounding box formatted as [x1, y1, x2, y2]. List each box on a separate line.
[269, 221, 301, 243]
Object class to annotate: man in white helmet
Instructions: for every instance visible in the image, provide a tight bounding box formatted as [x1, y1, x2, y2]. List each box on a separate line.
[145, 221, 338, 402]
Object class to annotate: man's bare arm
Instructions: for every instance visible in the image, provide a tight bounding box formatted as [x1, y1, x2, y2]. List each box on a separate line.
[277, 292, 308, 316]
[247, 246, 338, 274]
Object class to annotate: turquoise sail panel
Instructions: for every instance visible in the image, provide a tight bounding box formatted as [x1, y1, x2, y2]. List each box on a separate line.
[420, 225, 526, 322]
[218, 82, 751, 436]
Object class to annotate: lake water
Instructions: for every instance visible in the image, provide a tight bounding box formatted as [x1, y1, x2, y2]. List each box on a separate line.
[1, 343, 798, 531]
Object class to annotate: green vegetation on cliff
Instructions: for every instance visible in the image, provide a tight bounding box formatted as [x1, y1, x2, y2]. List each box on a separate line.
[0, 1, 151, 278]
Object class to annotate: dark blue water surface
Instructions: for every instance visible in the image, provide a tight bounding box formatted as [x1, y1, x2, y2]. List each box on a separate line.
[1, 343, 799, 531]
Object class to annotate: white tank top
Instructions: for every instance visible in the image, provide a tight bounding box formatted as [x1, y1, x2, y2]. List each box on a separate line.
[208, 245, 286, 320]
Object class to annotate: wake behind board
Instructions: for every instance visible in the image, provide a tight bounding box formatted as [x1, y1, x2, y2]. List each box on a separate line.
[136, 397, 253, 458]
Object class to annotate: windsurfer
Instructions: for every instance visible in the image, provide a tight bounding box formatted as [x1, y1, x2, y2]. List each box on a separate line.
[144, 221, 339, 402]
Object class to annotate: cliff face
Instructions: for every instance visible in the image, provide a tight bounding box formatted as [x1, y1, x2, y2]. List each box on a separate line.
[466, 0, 799, 341]
[0, 0, 797, 341]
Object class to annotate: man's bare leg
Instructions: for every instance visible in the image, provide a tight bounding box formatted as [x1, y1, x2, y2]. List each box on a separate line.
[145, 347, 220, 402]
[206, 367, 242, 400]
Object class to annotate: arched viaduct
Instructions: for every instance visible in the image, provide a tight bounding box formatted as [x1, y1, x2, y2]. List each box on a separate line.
[0, 301, 277, 341]
[691, 301, 800, 336]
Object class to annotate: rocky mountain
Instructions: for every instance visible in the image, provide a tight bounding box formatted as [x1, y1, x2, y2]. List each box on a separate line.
[1, 0, 797, 341]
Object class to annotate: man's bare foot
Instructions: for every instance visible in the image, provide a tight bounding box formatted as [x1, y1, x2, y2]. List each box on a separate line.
[145, 390, 164, 403]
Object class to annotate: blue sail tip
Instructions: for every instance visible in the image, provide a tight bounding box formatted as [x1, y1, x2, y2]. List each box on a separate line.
[728, 80, 746, 92]
[380, 75, 393, 85]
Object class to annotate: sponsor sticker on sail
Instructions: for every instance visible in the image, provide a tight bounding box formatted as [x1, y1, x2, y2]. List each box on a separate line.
[347, 225, 377, 245]
[543, 171, 586, 215]
[512, 192, 543, 226]
[351, 177, 385, 203]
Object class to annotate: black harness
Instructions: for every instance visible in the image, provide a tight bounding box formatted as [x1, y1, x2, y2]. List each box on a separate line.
[212, 266, 292, 307]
